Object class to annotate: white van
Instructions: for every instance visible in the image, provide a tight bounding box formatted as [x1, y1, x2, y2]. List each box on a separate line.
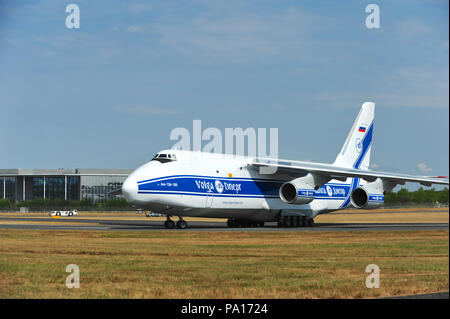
[50, 210, 79, 217]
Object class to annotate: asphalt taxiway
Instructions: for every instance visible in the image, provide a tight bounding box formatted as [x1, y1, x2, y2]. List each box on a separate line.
[0, 216, 448, 232]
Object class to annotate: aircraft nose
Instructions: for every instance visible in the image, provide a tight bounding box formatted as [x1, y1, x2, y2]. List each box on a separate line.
[122, 177, 138, 203]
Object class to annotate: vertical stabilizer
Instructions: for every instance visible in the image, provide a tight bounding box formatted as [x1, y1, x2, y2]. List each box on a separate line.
[333, 102, 375, 170]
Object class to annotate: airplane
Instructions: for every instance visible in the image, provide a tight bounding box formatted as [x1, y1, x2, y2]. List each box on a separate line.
[121, 102, 449, 229]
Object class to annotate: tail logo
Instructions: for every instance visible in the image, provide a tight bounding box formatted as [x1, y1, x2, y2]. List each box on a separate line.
[355, 138, 362, 154]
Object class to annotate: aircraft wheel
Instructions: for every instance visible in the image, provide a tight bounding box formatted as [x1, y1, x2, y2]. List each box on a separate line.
[164, 220, 175, 229]
[301, 216, 307, 227]
[307, 219, 315, 227]
[294, 216, 300, 227]
[278, 217, 288, 227]
[288, 216, 295, 227]
[227, 219, 235, 227]
[176, 220, 187, 229]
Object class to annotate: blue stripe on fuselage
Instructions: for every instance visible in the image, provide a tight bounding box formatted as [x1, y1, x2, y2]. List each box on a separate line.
[137, 175, 356, 200]
[138, 176, 282, 197]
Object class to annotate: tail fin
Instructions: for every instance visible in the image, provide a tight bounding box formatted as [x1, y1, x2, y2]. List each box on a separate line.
[333, 102, 375, 170]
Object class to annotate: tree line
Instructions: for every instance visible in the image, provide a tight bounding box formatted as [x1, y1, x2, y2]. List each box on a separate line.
[0, 197, 131, 211]
[0, 188, 448, 211]
[384, 187, 448, 207]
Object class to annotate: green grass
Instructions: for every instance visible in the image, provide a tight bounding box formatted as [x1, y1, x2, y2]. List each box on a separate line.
[0, 229, 448, 298]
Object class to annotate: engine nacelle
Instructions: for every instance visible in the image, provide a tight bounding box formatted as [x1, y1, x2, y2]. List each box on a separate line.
[279, 173, 329, 205]
[350, 187, 384, 209]
[350, 178, 390, 209]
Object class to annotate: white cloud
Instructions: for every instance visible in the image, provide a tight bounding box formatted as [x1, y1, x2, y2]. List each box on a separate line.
[313, 66, 449, 109]
[127, 25, 145, 33]
[395, 20, 431, 39]
[31, 34, 126, 64]
[114, 105, 182, 115]
[417, 163, 432, 173]
[124, 7, 313, 62]
[130, 3, 153, 13]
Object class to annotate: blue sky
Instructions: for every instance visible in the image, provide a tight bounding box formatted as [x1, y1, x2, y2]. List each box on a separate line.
[0, 0, 448, 189]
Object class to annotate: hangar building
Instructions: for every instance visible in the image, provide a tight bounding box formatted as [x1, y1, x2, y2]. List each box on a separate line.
[0, 169, 132, 203]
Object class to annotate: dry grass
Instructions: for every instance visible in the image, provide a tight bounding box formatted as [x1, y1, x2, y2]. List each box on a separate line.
[0, 229, 448, 299]
[0, 221, 89, 226]
[316, 212, 448, 224]
[342, 207, 449, 213]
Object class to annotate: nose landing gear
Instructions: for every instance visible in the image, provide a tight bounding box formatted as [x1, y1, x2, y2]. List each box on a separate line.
[176, 218, 187, 229]
[164, 218, 175, 229]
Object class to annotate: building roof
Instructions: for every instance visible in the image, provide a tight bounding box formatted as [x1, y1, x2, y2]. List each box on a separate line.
[0, 168, 132, 176]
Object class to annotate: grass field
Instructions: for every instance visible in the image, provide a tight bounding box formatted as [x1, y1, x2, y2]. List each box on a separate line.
[0, 229, 448, 298]
[315, 207, 449, 224]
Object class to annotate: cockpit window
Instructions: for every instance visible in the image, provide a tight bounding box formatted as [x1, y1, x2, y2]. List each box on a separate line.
[151, 153, 177, 163]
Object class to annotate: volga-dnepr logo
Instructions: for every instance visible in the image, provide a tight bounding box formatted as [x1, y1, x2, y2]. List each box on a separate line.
[194, 179, 242, 194]
[326, 185, 333, 197]
[355, 138, 362, 154]
[215, 180, 224, 193]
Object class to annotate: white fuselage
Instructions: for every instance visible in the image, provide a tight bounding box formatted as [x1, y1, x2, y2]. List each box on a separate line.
[122, 150, 374, 222]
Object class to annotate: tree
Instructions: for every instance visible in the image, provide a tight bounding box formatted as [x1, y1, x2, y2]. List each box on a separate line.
[0, 198, 11, 209]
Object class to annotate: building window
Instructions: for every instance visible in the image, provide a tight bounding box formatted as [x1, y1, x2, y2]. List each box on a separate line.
[67, 176, 80, 200]
[3, 177, 16, 202]
[32, 177, 45, 199]
[45, 177, 65, 200]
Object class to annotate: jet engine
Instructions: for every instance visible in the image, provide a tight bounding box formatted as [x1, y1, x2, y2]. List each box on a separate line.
[350, 178, 394, 209]
[350, 187, 384, 209]
[279, 173, 329, 204]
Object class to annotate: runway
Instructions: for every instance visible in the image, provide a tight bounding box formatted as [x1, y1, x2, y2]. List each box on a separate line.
[0, 216, 448, 232]
[383, 291, 449, 299]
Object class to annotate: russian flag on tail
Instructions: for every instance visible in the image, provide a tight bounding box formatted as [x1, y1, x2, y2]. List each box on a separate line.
[358, 126, 366, 133]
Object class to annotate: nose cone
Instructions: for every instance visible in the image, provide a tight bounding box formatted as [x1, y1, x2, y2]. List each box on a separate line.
[122, 177, 138, 203]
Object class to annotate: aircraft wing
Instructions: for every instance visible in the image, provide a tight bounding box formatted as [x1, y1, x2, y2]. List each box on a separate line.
[251, 159, 449, 187]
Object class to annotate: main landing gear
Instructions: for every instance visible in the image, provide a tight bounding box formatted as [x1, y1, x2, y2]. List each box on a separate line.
[277, 216, 314, 228]
[164, 217, 187, 229]
[227, 218, 264, 228]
